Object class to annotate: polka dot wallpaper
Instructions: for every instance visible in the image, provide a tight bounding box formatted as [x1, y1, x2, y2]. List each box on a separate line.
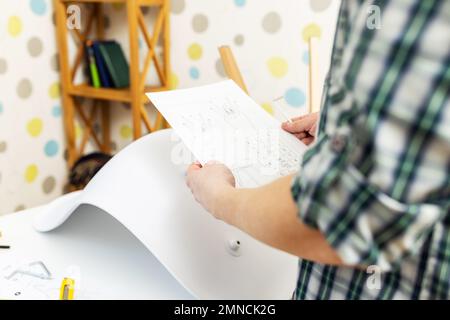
[0, 0, 339, 215]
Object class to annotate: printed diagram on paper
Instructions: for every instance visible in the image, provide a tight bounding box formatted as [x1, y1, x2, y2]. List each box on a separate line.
[147, 80, 307, 187]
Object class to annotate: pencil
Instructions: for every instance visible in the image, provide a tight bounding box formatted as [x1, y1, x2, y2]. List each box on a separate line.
[273, 96, 293, 123]
[0, 245, 10, 249]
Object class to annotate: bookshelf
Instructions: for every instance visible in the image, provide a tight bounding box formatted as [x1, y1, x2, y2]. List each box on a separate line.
[54, 0, 171, 167]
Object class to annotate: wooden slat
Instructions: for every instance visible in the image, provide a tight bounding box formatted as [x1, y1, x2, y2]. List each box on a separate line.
[308, 36, 320, 113]
[70, 7, 96, 81]
[140, 106, 152, 133]
[69, 84, 168, 102]
[218, 46, 248, 94]
[78, 102, 99, 154]
[137, 10, 165, 87]
[140, 51, 154, 91]
[100, 101, 111, 153]
[55, 0, 77, 167]
[162, 0, 170, 87]
[127, 0, 142, 139]
[76, 102, 102, 149]
[162, 0, 171, 132]
[61, 0, 163, 5]
[152, 111, 164, 132]
[69, 84, 132, 101]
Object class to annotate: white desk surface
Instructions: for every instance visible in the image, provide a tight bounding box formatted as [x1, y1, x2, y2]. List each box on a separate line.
[0, 204, 193, 300]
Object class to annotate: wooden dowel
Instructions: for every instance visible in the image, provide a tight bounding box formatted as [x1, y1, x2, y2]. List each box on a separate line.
[127, 0, 142, 139]
[218, 46, 248, 94]
[55, 0, 77, 167]
[78, 102, 99, 154]
[140, 106, 152, 133]
[162, 0, 171, 87]
[308, 36, 320, 113]
[138, 10, 165, 86]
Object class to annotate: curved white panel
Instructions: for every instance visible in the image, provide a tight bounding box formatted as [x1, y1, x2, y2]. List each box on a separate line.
[33, 129, 297, 299]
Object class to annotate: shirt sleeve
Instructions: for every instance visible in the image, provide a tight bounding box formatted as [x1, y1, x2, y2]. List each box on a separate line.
[291, 131, 447, 272]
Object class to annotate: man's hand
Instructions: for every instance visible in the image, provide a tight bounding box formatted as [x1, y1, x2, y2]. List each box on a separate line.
[186, 161, 236, 222]
[282, 112, 319, 145]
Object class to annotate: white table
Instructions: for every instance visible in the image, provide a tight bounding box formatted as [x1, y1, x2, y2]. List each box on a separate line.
[0, 204, 193, 300]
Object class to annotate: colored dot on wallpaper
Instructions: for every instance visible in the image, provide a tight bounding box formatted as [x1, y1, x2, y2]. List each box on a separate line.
[310, 0, 332, 12]
[8, 16, 22, 37]
[27, 118, 43, 137]
[192, 14, 209, 33]
[0, 141, 7, 153]
[52, 105, 61, 117]
[262, 12, 282, 34]
[42, 176, 56, 194]
[50, 53, 59, 72]
[120, 125, 132, 139]
[75, 122, 83, 139]
[215, 59, 226, 78]
[169, 72, 179, 89]
[0, 58, 7, 74]
[267, 57, 288, 78]
[30, 0, 47, 16]
[284, 88, 306, 107]
[27, 37, 43, 57]
[261, 103, 274, 115]
[171, 0, 186, 14]
[234, 34, 245, 46]
[24, 164, 38, 183]
[49, 82, 60, 99]
[0, 102, 3, 114]
[189, 67, 200, 80]
[188, 43, 203, 60]
[44, 140, 59, 157]
[15, 205, 26, 212]
[17, 78, 33, 99]
[302, 23, 322, 42]
[302, 51, 309, 65]
[234, 0, 246, 7]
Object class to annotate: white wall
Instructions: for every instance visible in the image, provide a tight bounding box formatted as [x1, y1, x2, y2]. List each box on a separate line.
[0, 0, 339, 214]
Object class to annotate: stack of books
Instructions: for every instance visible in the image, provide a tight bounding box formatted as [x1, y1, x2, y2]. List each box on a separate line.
[85, 40, 130, 89]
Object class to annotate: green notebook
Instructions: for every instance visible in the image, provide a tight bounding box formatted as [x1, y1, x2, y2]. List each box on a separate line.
[98, 41, 130, 88]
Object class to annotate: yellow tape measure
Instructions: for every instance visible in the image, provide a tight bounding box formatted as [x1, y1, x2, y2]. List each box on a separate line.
[60, 278, 75, 300]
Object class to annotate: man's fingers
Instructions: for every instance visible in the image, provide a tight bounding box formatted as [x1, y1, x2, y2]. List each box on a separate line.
[187, 162, 202, 174]
[301, 137, 315, 145]
[294, 132, 307, 140]
[309, 122, 317, 136]
[282, 112, 319, 134]
[282, 117, 315, 134]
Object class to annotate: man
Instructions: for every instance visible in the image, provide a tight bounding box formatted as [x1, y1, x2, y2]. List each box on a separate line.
[186, 0, 450, 299]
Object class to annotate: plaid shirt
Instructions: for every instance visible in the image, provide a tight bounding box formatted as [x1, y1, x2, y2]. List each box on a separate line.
[291, 0, 450, 299]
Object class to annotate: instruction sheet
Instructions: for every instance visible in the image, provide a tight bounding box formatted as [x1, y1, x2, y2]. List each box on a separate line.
[147, 80, 307, 187]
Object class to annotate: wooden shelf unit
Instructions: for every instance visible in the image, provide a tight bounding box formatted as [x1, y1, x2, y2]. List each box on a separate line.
[54, 0, 171, 167]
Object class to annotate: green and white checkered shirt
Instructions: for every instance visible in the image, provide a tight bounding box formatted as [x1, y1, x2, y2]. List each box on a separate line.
[291, 0, 450, 299]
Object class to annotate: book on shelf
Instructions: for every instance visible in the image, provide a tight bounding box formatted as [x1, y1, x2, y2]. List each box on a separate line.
[84, 40, 130, 89]
[85, 40, 101, 88]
